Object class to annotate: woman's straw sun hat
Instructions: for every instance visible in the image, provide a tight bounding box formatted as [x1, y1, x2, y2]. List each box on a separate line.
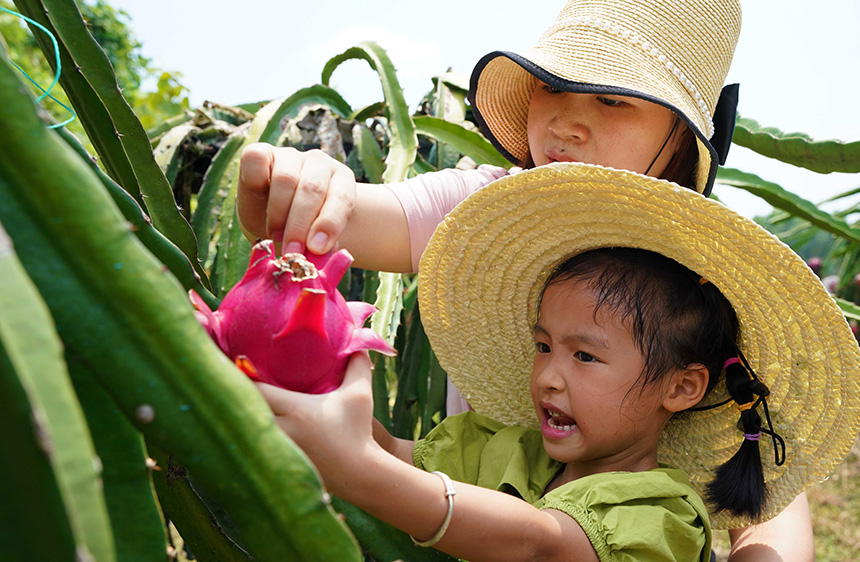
[418, 163, 860, 529]
[469, 0, 742, 195]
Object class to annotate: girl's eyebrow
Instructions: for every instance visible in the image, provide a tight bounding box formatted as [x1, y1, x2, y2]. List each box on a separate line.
[534, 323, 610, 349]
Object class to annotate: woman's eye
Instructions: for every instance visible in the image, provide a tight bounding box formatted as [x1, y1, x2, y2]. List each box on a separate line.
[597, 96, 624, 107]
[536, 342, 551, 353]
[574, 351, 597, 362]
[542, 84, 564, 94]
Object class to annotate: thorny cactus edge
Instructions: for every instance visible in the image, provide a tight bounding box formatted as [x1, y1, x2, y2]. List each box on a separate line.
[190, 240, 395, 393]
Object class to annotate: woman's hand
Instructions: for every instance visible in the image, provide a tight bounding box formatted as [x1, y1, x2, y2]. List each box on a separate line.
[255, 352, 377, 491]
[238, 144, 357, 256]
[237, 143, 413, 272]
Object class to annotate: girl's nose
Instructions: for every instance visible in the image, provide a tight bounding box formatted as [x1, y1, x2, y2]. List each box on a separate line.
[534, 362, 566, 393]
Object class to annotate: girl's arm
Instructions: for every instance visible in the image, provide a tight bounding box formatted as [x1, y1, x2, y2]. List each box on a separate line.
[726, 492, 814, 562]
[342, 439, 596, 562]
[256, 353, 598, 562]
[237, 144, 413, 272]
[372, 418, 415, 464]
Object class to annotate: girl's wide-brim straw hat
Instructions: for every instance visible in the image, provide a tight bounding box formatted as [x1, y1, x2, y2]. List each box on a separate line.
[418, 163, 860, 529]
[469, 0, 742, 196]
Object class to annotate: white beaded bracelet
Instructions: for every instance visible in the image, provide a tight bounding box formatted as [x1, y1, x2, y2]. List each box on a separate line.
[411, 471, 457, 547]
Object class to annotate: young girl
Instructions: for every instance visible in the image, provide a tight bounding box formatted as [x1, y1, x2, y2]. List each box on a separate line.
[239, 0, 817, 557]
[256, 164, 860, 561]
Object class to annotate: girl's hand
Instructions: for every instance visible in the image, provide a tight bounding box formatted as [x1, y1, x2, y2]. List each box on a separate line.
[238, 144, 356, 256]
[255, 352, 377, 487]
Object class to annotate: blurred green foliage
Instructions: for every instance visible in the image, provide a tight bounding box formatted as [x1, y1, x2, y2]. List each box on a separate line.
[0, 0, 188, 131]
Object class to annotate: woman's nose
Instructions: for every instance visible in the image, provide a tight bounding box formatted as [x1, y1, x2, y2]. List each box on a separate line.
[549, 106, 589, 142]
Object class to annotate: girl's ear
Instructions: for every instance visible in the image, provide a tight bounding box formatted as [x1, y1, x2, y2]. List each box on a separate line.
[662, 363, 709, 413]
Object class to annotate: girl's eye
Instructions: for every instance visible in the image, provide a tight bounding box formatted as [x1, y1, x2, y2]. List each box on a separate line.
[574, 351, 597, 362]
[597, 96, 625, 107]
[542, 84, 564, 94]
[535, 342, 551, 354]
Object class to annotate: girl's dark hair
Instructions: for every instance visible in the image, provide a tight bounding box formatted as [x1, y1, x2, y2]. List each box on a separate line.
[545, 248, 773, 519]
[544, 248, 736, 393]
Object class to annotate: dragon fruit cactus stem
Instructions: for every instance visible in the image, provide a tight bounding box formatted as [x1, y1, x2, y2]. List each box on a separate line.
[191, 240, 395, 393]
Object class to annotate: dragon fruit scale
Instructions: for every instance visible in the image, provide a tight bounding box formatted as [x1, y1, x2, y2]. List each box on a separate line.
[190, 239, 395, 394]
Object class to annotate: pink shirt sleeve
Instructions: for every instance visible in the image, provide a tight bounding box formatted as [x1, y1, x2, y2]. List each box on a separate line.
[385, 165, 511, 273]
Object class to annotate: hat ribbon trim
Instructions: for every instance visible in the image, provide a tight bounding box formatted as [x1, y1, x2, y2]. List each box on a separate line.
[538, 15, 714, 138]
[711, 83, 739, 165]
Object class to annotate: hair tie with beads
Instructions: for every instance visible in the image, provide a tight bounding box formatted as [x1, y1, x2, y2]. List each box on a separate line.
[729, 352, 786, 466]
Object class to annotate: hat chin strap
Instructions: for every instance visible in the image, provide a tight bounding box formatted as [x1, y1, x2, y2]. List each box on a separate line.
[644, 116, 680, 177]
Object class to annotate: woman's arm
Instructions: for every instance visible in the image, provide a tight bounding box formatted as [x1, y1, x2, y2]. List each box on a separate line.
[256, 353, 598, 562]
[726, 492, 814, 562]
[238, 144, 507, 273]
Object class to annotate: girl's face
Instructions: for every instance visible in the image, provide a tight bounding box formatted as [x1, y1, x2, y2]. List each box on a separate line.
[527, 81, 681, 176]
[531, 278, 674, 479]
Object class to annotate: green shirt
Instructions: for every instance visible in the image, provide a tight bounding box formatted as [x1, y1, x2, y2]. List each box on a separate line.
[413, 412, 712, 562]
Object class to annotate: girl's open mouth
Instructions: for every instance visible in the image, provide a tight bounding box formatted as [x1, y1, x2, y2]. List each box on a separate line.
[547, 409, 577, 431]
[541, 406, 578, 438]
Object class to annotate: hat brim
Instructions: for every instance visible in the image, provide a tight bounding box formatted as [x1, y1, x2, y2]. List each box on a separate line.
[418, 162, 860, 529]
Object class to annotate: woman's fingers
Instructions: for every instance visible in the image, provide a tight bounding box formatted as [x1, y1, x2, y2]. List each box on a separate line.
[237, 144, 357, 256]
[237, 143, 276, 240]
[282, 149, 356, 255]
[264, 147, 304, 251]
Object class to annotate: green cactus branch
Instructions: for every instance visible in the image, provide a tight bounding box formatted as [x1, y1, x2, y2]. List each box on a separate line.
[12, 0, 141, 203]
[733, 116, 860, 174]
[12, 0, 204, 273]
[55, 125, 217, 303]
[193, 131, 246, 269]
[716, 167, 860, 246]
[0, 48, 360, 562]
[0, 224, 115, 562]
[68, 359, 170, 562]
[322, 40, 418, 183]
[147, 444, 252, 562]
[414, 115, 511, 167]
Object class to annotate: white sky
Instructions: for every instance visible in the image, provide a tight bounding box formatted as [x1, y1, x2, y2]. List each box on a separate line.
[111, 0, 860, 219]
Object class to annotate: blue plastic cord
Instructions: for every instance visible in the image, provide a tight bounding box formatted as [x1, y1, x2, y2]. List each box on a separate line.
[1, 6, 77, 127]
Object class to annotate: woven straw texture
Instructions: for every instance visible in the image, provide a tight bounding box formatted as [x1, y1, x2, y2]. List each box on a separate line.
[472, 0, 741, 194]
[418, 163, 860, 529]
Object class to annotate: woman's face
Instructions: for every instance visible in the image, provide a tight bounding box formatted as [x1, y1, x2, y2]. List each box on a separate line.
[527, 81, 681, 176]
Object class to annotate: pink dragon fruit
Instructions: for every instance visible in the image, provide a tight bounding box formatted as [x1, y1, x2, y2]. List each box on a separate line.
[190, 239, 395, 394]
